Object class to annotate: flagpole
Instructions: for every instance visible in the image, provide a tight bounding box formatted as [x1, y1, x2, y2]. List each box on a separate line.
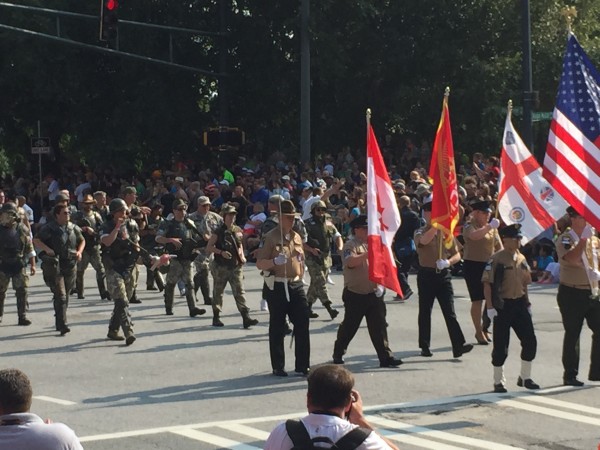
[437, 88, 450, 263]
[496, 100, 513, 221]
[561, 6, 577, 33]
[366, 108, 372, 128]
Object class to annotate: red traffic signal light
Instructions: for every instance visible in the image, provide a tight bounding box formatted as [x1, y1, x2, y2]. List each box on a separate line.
[106, 0, 117, 11]
[100, 0, 119, 43]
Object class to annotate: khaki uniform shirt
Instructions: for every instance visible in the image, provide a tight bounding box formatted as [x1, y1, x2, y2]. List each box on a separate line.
[462, 222, 501, 262]
[481, 249, 530, 299]
[256, 226, 304, 279]
[556, 229, 599, 287]
[414, 226, 459, 269]
[342, 237, 376, 295]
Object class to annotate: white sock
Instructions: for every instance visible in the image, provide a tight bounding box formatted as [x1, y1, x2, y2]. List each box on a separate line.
[494, 366, 505, 385]
[521, 360, 532, 380]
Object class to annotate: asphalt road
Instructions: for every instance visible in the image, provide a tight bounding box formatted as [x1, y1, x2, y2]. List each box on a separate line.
[1, 264, 599, 449]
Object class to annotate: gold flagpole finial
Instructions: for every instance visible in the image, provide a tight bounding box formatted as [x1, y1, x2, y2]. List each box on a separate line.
[561, 6, 577, 33]
[507, 99, 513, 116]
[444, 86, 450, 97]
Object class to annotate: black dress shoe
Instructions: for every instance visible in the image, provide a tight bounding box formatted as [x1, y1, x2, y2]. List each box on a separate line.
[403, 289, 414, 300]
[272, 369, 288, 377]
[332, 356, 345, 364]
[309, 310, 319, 319]
[166, 308, 174, 316]
[420, 348, 433, 357]
[295, 368, 310, 376]
[77, 294, 85, 300]
[212, 317, 224, 327]
[494, 383, 507, 393]
[453, 344, 474, 358]
[190, 307, 206, 317]
[328, 309, 339, 320]
[380, 357, 403, 368]
[130, 297, 142, 304]
[59, 326, 71, 336]
[517, 376, 540, 390]
[563, 378, 584, 387]
[18, 318, 32, 326]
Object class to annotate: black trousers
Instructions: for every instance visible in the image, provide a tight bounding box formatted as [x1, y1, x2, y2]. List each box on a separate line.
[417, 269, 466, 351]
[396, 255, 414, 294]
[557, 284, 600, 380]
[333, 288, 393, 364]
[491, 296, 537, 366]
[265, 281, 310, 372]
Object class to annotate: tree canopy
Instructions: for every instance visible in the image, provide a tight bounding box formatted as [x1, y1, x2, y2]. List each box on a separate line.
[1, 0, 599, 174]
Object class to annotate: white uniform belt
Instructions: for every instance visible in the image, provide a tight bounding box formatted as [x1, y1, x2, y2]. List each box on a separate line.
[274, 276, 301, 283]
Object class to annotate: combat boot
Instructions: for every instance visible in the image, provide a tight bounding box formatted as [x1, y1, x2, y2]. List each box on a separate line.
[129, 290, 142, 304]
[325, 303, 339, 320]
[242, 313, 258, 329]
[164, 283, 175, 315]
[18, 317, 32, 326]
[186, 286, 206, 317]
[76, 271, 85, 299]
[125, 330, 136, 346]
[212, 311, 224, 327]
[107, 330, 125, 341]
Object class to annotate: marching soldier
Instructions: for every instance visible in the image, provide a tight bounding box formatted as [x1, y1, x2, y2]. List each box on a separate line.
[93, 191, 110, 222]
[304, 200, 342, 319]
[34, 204, 85, 336]
[414, 197, 473, 358]
[483, 223, 539, 393]
[121, 186, 148, 304]
[189, 196, 223, 306]
[256, 200, 310, 377]
[0, 203, 36, 326]
[155, 198, 206, 317]
[332, 215, 403, 368]
[206, 204, 258, 328]
[100, 198, 138, 345]
[555, 206, 600, 386]
[72, 194, 109, 300]
[139, 203, 165, 291]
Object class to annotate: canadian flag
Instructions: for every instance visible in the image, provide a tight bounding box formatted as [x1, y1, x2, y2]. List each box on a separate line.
[499, 110, 568, 244]
[367, 122, 402, 296]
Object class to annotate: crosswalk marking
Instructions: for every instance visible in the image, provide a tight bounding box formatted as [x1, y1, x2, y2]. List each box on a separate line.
[33, 395, 76, 406]
[517, 394, 600, 416]
[217, 423, 271, 440]
[368, 416, 525, 450]
[378, 429, 468, 450]
[495, 398, 600, 426]
[171, 429, 261, 449]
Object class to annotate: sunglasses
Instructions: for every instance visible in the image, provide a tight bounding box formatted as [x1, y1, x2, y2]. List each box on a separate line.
[176, 207, 187, 211]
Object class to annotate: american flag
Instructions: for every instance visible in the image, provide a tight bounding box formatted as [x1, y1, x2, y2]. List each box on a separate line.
[543, 33, 600, 229]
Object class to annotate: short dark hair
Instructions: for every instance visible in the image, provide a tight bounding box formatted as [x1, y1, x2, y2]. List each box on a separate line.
[52, 204, 68, 217]
[307, 364, 354, 410]
[0, 369, 33, 413]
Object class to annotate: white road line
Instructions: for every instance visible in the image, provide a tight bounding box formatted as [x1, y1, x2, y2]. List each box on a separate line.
[377, 429, 468, 450]
[33, 396, 76, 406]
[171, 429, 261, 449]
[518, 395, 600, 416]
[369, 416, 524, 450]
[495, 398, 600, 426]
[217, 423, 270, 440]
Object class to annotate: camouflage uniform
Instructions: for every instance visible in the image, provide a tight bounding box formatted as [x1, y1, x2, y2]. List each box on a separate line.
[304, 212, 341, 318]
[36, 220, 84, 333]
[140, 213, 164, 290]
[210, 222, 257, 328]
[101, 214, 139, 344]
[72, 208, 108, 300]
[0, 206, 34, 325]
[156, 217, 206, 316]
[189, 209, 223, 305]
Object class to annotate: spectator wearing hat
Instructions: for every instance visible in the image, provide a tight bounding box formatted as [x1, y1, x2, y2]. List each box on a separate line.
[256, 200, 310, 377]
[482, 223, 539, 393]
[155, 198, 207, 318]
[206, 203, 258, 328]
[554, 207, 600, 386]
[72, 194, 109, 301]
[414, 198, 473, 359]
[332, 215, 403, 368]
[462, 200, 502, 345]
[189, 196, 223, 306]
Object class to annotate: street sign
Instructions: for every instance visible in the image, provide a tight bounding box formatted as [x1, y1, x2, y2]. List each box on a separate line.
[532, 111, 553, 122]
[31, 137, 51, 154]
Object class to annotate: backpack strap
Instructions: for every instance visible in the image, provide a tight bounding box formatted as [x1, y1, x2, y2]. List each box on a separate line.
[285, 419, 313, 449]
[333, 427, 371, 450]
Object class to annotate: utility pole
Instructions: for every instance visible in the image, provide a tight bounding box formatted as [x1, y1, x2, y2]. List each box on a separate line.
[300, 0, 310, 164]
[521, 0, 534, 155]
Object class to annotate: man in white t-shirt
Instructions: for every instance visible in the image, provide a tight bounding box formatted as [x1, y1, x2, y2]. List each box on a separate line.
[0, 369, 83, 450]
[46, 174, 60, 203]
[264, 364, 398, 450]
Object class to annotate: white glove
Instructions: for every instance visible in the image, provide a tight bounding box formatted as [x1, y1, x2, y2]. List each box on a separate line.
[436, 259, 450, 270]
[581, 224, 594, 240]
[273, 254, 288, 266]
[489, 218, 500, 229]
[587, 268, 600, 281]
[374, 285, 385, 298]
[487, 308, 498, 320]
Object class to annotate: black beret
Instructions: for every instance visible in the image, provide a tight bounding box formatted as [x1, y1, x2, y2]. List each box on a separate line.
[349, 215, 368, 229]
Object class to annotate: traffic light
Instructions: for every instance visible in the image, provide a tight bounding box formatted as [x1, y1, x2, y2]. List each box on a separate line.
[100, 0, 119, 43]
